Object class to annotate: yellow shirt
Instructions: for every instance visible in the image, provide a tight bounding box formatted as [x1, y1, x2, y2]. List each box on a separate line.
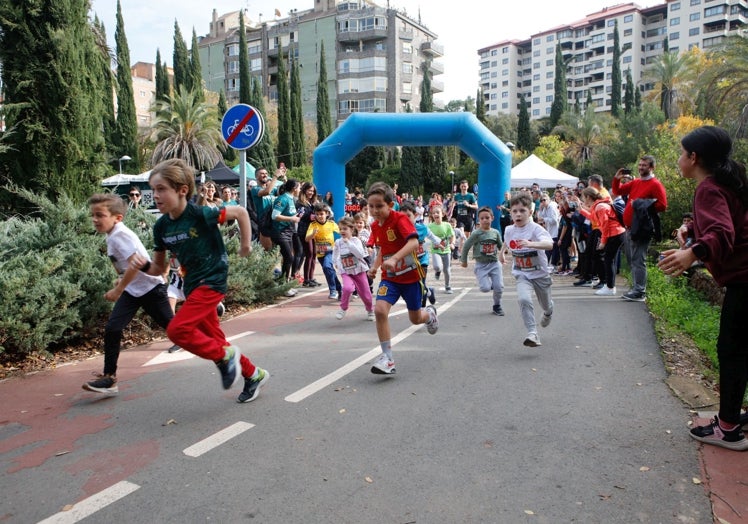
[305, 220, 340, 257]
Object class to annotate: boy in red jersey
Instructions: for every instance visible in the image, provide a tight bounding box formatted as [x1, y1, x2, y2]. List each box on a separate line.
[366, 182, 439, 375]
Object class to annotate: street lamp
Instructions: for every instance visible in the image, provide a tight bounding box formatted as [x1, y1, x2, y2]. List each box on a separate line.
[449, 170, 455, 193]
[118, 155, 132, 174]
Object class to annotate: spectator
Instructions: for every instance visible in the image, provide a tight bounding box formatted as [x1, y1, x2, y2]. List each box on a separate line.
[612, 155, 668, 301]
[271, 179, 302, 296]
[252, 166, 284, 251]
[297, 182, 321, 287]
[127, 186, 142, 210]
[536, 192, 560, 265]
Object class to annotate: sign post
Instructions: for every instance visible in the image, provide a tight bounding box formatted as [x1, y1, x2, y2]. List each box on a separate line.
[221, 104, 265, 208]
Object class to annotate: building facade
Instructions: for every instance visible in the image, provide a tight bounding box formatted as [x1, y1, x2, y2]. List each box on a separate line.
[197, 0, 443, 125]
[479, 0, 748, 119]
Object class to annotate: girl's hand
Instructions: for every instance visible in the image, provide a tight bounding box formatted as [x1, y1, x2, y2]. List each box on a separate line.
[658, 248, 697, 277]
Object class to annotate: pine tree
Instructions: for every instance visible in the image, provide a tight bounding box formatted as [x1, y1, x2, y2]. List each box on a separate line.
[316, 41, 333, 144]
[611, 21, 622, 118]
[276, 50, 292, 167]
[155, 49, 168, 102]
[190, 29, 204, 102]
[550, 44, 567, 128]
[0, 0, 109, 208]
[290, 55, 306, 167]
[249, 77, 276, 170]
[172, 22, 191, 94]
[114, 0, 139, 167]
[238, 12, 251, 105]
[517, 94, 531, 152]
[624, 68, 634, 115]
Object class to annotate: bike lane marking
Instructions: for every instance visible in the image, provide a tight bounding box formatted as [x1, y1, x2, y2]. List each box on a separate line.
[141, 331, 256, 367]
[37, 480, 140, 524]
[283, 288, 471, 403]
[182, 421, 255, 458]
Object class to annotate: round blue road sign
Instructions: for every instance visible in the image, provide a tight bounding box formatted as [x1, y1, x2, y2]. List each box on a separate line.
[221, 104, 265, 150]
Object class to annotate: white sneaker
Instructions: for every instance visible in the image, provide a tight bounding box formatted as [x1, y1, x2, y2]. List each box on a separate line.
[285, 288, 297, 297]
[425, 305, 439, 334]
[444, 287, 454, 294]
[595, 286, 617, 296]
[371, 353, 396, 375]
[523, 333, 542, 347]
[366, 311, 375, 321]
[335, 309, 346, 320]
[540, 313, 552, 328]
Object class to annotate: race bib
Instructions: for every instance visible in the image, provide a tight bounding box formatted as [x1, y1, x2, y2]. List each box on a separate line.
[316, 242, 332, 256]
[480, 242, 497, 255]
[383, 253, 417, 278]
[340, 253, 357, 273]
[512, 250, 540, 272]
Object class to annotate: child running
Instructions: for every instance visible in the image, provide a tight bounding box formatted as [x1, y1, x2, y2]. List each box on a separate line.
[366, 182, 439, 375]
[428, 206, 455, 294]
[333, 216, 374, 321]
[132, 158, 268, 403]
[306, 202, 342, 299]
[400, 200, 441, 306]
[499, 192, 554, 347]
[83, 194, 174, 394]
[460, 206, 505, 316]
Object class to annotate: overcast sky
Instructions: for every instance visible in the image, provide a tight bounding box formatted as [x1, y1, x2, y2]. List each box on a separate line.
[91, 0, 657, 102]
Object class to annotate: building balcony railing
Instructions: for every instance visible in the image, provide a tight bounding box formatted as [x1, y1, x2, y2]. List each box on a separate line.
[421, 41, 444, 57]
[429, 60, 444, 75]
[431, 79, 444, 93]
[337, 27, 388, 43]
[399, 29, 414, 41]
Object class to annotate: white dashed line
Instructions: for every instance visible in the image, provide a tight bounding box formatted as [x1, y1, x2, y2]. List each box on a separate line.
[37, 481, 140, 524]
[284, 288, 471, 403]
[183, 421, 255, 457]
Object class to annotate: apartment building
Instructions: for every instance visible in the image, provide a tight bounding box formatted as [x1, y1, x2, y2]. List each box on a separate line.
[196, 0, 443, 125]
[479, 0, 748, 119]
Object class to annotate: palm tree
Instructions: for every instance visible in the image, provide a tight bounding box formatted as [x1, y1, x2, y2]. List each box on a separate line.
[150, 86, 224, 170]
[553, 109, 611, 168]
[702, 36, 748, 136]
[644, 50, 696, 120]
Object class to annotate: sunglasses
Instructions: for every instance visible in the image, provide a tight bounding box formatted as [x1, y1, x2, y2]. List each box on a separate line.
[130, 193, 140, 197]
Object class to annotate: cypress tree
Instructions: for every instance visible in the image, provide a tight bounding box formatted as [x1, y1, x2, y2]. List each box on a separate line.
[290, 55, 306, 167]
[550, 44, 567, 128]
[155, 49, 168, 101]
[114, 0, 139, 167]
[517, 94, 531, 152]
[238, 12, 251, 104]
[400, 104, 422, 192]
[94, 16, 117, 157]
[624, 68, 634, 115]
[172, 21, 191, 94]
[276, 50, 292, 167]
[190, 28, 204, 102]
[586, 90, 594, 112]
[611, 21, 622, 118]
[634, 85, 642, 112]
[249, 77, 276, 170]
[316, 41, 333, 144]
[475, 88, 486, 124]
[218, 90, 236, 163]
[0, 0, 109, 208]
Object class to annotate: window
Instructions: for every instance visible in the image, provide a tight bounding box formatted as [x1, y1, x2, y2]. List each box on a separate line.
[402, 82, 411, 94]
[671, 31, 680, 40]
[546, 95, 553, 102]
[623, 55, 632, 63]
[533, 38, 541, 45]
[546, 83, 553, 90]
[402, 42, 412, 54]
[502, 102, 508, 109]
[546, 59, 554, 66]
[546, 71, 553, 78]
[502, 80, 508, 86]
[502, 69, 509, 76]
[690, 0, 700, 5]
[546, 35, 554, 42]
[690, 12, 700, 21]
[227, 44, 239, 56]
[607, 19, 616, 27]
[624, 28, 632, 36]
[502, 46, 509, 54]
[491, 49, 498, 56]
[533, 85, 540, 92]
[533, 50, 541, 57]
[705, 5, 727, 17]
[402, 63, 413, 74]
[533, 97, 540, 104]
[546, 46, 554, 54]
[689, 27, 700, 36]
[250, 58, 261, 71]
[671, 2, 680, 11]
[533, 74, 540, 81]
[670, 17, 680, 25]
[228, 61, 239, 73]
[624, 14, 633, 22]
[533, 109, 540, 116]
[501, 91, 508, 98]
[502, 58, 508, 64]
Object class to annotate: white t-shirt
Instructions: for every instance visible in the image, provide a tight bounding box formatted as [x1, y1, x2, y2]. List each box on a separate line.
[504, 221, 553, 279]
[107, 222, 163, 297]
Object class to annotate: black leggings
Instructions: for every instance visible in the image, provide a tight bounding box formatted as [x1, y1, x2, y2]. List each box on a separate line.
[603, 233, 624, 288]
[273, 227, 301, 281]
[718, 284, 748, 425]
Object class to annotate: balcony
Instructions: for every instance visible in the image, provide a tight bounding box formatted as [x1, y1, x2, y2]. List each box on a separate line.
[399, 28, 414, 41]
[337, 27, 388, 43]
[421, 41, 444, 57]
[431, 79, 444, 93]
[429, 60, 444, 75]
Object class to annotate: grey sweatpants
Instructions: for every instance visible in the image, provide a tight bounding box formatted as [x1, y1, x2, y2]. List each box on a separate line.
[515, 274, 553, 334]
[474, 260, 504, 306]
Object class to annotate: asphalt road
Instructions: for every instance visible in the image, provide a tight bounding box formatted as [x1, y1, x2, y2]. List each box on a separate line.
[0, 263, 711, 523]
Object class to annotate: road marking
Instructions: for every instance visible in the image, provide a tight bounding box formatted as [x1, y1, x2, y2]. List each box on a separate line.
[183, 421, 255, 457]
[284, 288, 471, 403]
[142, 331, 255, 367]
[37, 481, 140, 524]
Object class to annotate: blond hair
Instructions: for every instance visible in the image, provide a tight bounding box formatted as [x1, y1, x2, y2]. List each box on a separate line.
[149, 158, 196, 199]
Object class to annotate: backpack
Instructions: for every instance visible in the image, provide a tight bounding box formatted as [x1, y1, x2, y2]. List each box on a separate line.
[258, 206, 274, 237]
[612, 197, 626, 226]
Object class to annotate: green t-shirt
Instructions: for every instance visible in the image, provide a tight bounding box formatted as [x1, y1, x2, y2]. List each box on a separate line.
[153, 202, 228, 297]
[428, 221, 454, 255]
[460, 228, 502, 264]
[453, 192, 477, 217]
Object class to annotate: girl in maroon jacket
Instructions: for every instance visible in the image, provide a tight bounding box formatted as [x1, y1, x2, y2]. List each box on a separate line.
[659, 126, 748, 451]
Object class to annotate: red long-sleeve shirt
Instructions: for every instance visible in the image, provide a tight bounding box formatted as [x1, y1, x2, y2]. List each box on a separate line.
[690, 176, 748, 286]
[612, 175, 668, 227]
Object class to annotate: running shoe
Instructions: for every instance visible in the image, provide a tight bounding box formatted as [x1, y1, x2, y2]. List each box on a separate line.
[168, 344, 181, 353]
[371, 353, 396, 375]
[523, 333, 542, 347]
[427, 287, 436, 305]
[216, 302, 225, 317]
[690, 416, 748, 451]
[366, 310, 375, 321]
[216, 345, 241, 389]
[621, 291, 646, 302]
[492, 304, 505, 316]
[237, 368, 269, 403]
[336, 309, 346, 320]
[82, 374, 118, 394]
[573, 279, 592, 287]
[595, 286, 617, 296]
[540, 312, 552, 328]
[329, 291, 339, 300]
[285, 288, 298, 297]
[445, 287, 454, 294]
[425, 305, 439, 335]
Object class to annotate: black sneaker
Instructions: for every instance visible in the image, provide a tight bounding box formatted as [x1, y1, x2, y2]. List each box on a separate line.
[168, 344, 181, 353]
[237, 368, 269, 403]
[690, 416, 748, 451]
[435, 270, 441, 280]
[492, 304, 505, 316]
[621, 291, 646, 302]
[428, 287, 436, 305]
[216, 302, 225, 317]
[216, 345, 241, 389]
[573, 279, 592, 287]
[82, 374, 118, 394]
[592, 282, 605, 290]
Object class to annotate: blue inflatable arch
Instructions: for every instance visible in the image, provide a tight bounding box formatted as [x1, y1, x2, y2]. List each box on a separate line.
[312, 112, 512, 229]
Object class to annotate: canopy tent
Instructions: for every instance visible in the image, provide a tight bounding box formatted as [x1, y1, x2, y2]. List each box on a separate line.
[101, 171, 151, 187]
[511, 154, 579, 188]
[203, 161, 239, 185]
[232, 162, 256, 179]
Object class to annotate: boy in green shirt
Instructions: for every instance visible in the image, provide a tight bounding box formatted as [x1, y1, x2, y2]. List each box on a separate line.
[460, 207, 505, 315]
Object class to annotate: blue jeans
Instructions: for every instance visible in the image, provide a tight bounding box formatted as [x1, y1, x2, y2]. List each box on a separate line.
[318, 252, 341, 294]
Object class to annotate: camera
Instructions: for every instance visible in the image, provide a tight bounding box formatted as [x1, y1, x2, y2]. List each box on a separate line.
[621, 168, 632, 175]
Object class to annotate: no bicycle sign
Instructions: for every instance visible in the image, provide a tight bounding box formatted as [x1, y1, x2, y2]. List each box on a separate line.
[221, 104, 265, 150]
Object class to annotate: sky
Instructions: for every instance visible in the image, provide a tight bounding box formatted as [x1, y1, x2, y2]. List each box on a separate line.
[91, 0, 657, 103]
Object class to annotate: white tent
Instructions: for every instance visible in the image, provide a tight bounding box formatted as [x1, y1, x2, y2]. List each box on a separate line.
[511, 154, 579, 189]
[101, 171, 152, 187]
